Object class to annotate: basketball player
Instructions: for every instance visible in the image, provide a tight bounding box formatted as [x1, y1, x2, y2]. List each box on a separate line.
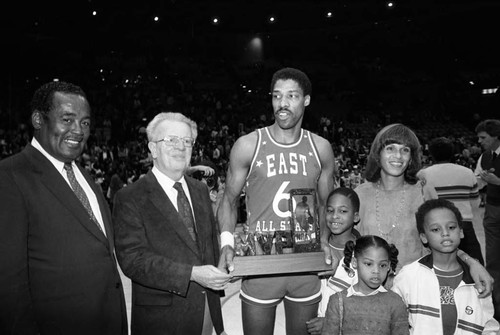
[218, 67, 336, 335]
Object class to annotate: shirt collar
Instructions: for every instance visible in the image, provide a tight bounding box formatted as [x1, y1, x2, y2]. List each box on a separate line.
[346, 284, 387, 297]
[152, 166, 186, 190]
[31, 137, 68, 173]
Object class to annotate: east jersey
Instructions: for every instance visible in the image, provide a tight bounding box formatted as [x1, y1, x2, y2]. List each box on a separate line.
[245, 127, 322, 233]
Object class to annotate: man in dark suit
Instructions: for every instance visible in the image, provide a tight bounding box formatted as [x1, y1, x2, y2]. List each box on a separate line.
[113, 112, 232, 335]
[0, 81, 127, 334]
[475, 119, 500, 321]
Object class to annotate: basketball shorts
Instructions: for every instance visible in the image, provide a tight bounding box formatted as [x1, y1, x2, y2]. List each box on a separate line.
[240, 273, 321, 307]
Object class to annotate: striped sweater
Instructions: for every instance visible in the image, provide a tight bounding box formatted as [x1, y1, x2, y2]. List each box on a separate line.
[417, 163, 479, 221]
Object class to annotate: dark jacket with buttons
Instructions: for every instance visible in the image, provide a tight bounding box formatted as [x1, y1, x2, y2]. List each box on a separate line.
[113, 171, 224, 335]
[0, 144, 127, 335]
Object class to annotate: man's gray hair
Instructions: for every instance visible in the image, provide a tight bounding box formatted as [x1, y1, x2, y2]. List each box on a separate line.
[146, 112, 198, 142]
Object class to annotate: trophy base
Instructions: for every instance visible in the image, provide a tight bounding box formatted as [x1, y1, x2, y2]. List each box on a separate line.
[232, 252, 331, 276]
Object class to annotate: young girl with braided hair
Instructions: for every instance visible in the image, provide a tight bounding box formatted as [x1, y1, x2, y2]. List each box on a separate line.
[322, 235, 410, 335]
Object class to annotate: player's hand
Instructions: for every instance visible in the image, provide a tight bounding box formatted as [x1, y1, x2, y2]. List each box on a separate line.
[305, 317, 324, 335]
[319, 242, 339, 277]
[218, 245, 235, 273]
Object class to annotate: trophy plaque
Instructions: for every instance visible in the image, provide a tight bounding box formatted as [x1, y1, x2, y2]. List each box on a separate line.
[232, 188, 331, 276]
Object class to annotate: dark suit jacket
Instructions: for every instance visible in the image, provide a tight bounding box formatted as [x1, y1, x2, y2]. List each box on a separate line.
[113, 171, 224, 335]
[0, 144, 127, 335]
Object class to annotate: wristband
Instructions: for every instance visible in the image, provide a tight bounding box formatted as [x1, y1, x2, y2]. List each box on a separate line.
[220, 231, 234, 249]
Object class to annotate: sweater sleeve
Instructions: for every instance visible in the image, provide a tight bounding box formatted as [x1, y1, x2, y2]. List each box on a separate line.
[321, 293, 341, 335]
[390, 293, 410, 335]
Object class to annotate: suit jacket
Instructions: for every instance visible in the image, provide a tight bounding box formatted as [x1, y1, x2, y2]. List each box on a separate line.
[113, 171, 224, 335]
[0, 144, 127, 335]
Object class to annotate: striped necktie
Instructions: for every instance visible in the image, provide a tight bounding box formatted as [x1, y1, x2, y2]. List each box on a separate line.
[64, 163, 104, 233]
[174, 182, 197, 242]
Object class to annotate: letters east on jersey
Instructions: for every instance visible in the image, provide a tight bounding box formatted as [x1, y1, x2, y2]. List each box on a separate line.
[233, 128, 323, 256]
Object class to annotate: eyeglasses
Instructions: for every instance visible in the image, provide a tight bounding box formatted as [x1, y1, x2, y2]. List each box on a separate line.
[154, 135, 195, 147]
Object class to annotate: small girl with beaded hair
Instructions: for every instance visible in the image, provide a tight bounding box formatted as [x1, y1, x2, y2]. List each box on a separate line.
[322, 235, 410, 335]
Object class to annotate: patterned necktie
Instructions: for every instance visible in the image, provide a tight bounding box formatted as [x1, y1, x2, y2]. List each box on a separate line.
[173, 182, 197, 242]
[64, 163, 103, 233]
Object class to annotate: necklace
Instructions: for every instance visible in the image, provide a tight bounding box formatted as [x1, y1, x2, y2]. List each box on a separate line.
[375, 180, 406, 240]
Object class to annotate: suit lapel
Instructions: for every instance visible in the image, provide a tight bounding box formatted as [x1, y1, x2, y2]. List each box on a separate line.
[23, 145, 109, 246]
[145, 172, 200, 256]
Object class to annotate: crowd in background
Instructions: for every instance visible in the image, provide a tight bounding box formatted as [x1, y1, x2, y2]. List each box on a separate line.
[0, 97, 486, 215]
[0, 59, 495, 212]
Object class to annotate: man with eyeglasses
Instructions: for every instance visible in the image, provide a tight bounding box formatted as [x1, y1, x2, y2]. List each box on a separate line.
[113, 112, 232, 335]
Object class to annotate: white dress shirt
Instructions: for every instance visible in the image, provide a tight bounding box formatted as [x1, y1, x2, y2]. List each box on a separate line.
[151, 166, 195, 216]
[31, 138, 106, 235]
